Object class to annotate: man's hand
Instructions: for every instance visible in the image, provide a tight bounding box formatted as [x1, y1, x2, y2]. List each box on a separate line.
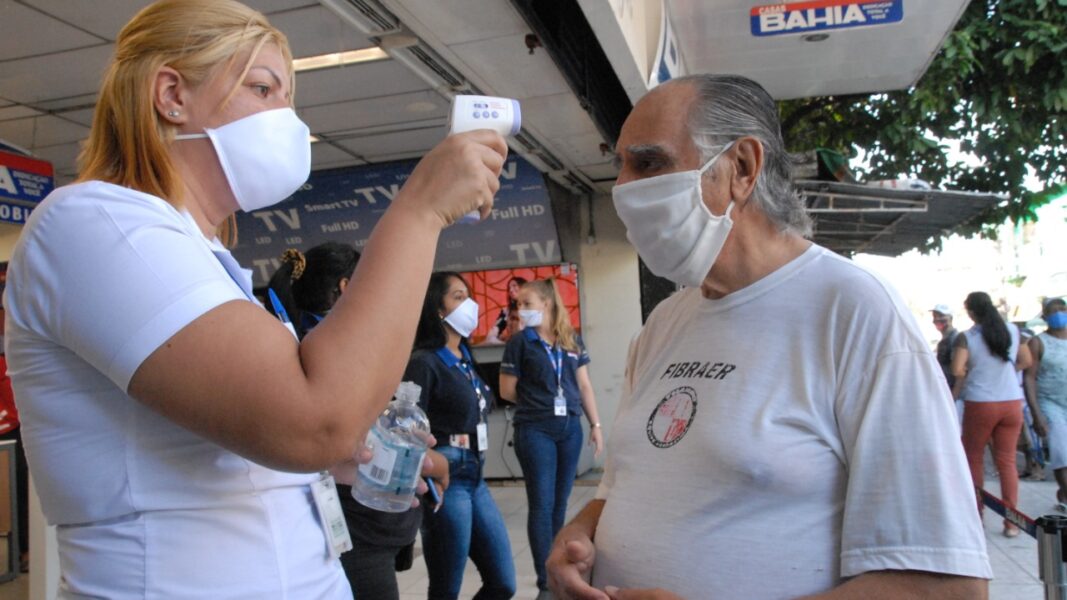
[605, 587, 684, 600]
[547, 538, 608, 600]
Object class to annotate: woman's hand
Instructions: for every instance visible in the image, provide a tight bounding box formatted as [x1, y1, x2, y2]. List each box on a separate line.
[589, 426, 604, 459]
[393, 130, 508, 227]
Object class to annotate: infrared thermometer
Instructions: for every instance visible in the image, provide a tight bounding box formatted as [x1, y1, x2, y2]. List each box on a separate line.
[448, 95, 521, 223]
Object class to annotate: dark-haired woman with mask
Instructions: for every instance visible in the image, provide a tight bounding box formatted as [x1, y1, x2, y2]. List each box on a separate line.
[269, 243, 449, 600]
[952, 291, 1032, 537]
[1, 0, 506, 596]
[404, 272, 516, 600]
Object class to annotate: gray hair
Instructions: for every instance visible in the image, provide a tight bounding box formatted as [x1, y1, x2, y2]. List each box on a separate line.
[672, 74, 811, 237]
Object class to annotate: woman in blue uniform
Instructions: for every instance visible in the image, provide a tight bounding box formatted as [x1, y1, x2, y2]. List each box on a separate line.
[405, 272, 516, 600]
[498, 278, 602, 597]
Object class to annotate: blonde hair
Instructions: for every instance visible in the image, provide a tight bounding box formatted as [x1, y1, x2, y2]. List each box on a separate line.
[524, 278, 579, 352]
[77, 0, 293, 245]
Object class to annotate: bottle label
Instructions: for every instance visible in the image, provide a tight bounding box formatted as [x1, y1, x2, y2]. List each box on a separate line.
[359, 427, 399, 485]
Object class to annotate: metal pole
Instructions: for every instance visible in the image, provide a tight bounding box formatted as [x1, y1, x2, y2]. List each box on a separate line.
[1037, 514, 1067, 600]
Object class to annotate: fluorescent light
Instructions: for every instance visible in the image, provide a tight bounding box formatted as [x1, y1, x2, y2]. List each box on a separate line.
[293, 47, 388, 73]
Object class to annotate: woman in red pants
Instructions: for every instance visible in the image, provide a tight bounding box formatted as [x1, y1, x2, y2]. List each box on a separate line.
[952, 291, 1032, 537]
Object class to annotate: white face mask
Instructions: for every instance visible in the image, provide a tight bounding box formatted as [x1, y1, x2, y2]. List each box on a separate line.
[443, 298, 479, 338]
[175, 107, 311, 212]
[518, 309, 543, 328]
[612, 141, 736, 288]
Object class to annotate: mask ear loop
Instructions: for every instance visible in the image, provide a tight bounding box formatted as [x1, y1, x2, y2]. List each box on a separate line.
[698, 141, 737, 219]
[697, 141, 735, 175]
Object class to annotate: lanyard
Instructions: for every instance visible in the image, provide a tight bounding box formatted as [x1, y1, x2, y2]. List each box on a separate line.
[539, 339, 563, 390]
[435, 347, 488, 417]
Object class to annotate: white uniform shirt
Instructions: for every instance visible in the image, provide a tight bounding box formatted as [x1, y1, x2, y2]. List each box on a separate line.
[592, 245, 990, 599]
[4, 181, 349, 599]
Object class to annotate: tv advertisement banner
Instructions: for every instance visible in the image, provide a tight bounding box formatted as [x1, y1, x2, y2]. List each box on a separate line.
[0, 149, 54, 225]
[232, 154, 562, 288]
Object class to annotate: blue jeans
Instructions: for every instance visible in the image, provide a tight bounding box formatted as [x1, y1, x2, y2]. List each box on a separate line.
[420, 446, 516, 600]
[514, 416, 583, 590]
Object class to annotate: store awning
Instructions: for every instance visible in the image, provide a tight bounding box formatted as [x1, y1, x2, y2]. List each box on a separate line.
[797, 179, 1007, 256]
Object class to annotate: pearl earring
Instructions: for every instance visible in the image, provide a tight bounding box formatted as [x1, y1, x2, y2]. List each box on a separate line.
[167, 110, 179, 117]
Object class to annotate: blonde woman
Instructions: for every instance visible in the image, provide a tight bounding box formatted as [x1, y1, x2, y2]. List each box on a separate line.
[2, 0, 505, 596]
[499, 279, 602, 597]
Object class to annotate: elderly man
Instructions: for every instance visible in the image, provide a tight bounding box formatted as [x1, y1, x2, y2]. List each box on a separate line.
[547, 75, 990, 600]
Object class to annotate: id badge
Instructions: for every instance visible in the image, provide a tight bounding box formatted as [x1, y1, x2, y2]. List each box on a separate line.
[310, 473, 352, 560]
[554, 389, 567, 416]
[476, 422, 489, 450]
[449, 434, 471, 449]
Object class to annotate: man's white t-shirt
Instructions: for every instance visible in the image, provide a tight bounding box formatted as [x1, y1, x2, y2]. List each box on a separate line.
[592, 245, 990, 598]
[4, 182, 349, 598]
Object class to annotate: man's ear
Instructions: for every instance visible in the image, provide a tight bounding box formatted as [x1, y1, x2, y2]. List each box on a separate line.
[730, 136, 764, 206]
[154, 66, 189, 126]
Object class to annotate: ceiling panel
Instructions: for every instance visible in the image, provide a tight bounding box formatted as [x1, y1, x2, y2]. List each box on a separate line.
[0, 105, 43, 122]
[449, 34, 572, 101]
[0, 2, 105, 61]
[0, 44, 114, 105]
[0, 115, 89, 150]
[335, 127, 440, 160]
[576, 162, 619, 182]
[519, 93, 599, 139]
[33, 93, 99, 114]
[311, 140, 362, 167]
[269, 5, 377, 59]
[549, 132, 614, 168]
[57, 108, 95, 128]
[22, 0, 316, 41]
[389, 0, 529, 46]
[244, 1, 319, 17]
[298, 90, 448, 136]
[17, 0, 145, 40]
[295, 60, 427, 108]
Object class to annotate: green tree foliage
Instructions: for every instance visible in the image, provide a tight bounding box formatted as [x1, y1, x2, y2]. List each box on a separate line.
[779, 0, 1066, 240]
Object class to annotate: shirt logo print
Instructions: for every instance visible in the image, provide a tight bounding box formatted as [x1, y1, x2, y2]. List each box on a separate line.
[646, 386, 698, 448]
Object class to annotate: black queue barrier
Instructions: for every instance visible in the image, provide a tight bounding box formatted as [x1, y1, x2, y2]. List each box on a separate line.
[980, 487, 1067, 599]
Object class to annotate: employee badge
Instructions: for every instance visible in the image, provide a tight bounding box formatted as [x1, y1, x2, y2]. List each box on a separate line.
[310, 472, 352, 560]
[554, 387, 567, 416]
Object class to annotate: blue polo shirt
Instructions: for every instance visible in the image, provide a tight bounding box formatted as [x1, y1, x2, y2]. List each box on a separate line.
[500, 328, 590, 424]
[403, 346, 494, 453]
